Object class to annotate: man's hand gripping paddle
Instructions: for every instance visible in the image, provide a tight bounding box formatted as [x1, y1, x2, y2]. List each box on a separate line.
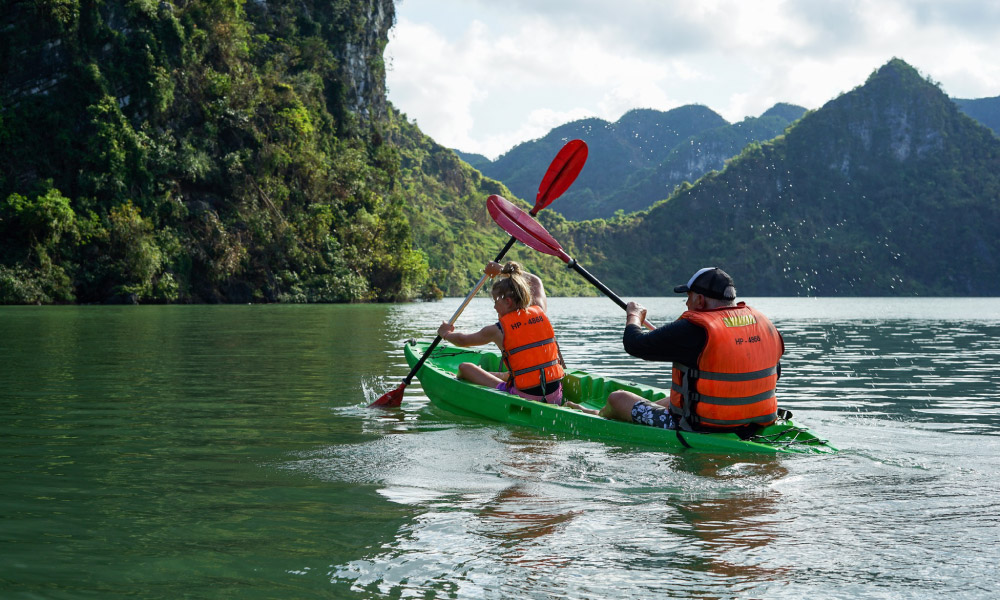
[369, 140, 588, 408]
[486, 194, 655, 330]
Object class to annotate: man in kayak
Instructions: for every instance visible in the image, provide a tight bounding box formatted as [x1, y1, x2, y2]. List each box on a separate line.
[437, 261, 593, 412]
[599, 267, 784, 433]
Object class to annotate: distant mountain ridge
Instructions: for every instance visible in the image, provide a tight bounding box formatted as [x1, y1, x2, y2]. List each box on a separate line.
[397, 58, 1000, 297]
[569, 58, 1000, 296]
[953, 96, 1000, 137]
[7, 4, 998, 303]
[482, 106, 725, 217]
[468, 104, 806, 220]
[462, 92, 1000, 223]
[599, 104, 808, 216]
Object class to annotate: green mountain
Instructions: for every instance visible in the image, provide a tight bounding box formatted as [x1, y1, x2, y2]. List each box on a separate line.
[1, 0, 430, 304]
[3, 4, 998, 303]
[597, 105, 807, 217]
[384, 109, 595, 298]
[761, 102, 810, 121]
[954, 96, 1000, 137]
[472, 104, 805, 220]
[452, 149, 491, 171]
[477, 106, 729, 220]
[570, 59, 1000, 296]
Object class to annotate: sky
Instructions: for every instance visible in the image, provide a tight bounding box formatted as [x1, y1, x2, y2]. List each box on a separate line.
[384, 0, 1000, 160]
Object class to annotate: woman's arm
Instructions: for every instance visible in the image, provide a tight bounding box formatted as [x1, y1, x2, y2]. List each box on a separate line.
[438, 322, 503, 348]
[524, 272, 547, 312]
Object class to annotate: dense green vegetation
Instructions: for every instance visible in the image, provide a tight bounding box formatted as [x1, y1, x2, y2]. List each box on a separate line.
[954, 96, 1000, 138]
[3, 3, 999, 303]
[384, 108, 595, 297]
[596, 106, 807, 217]
[0, 0, 603, 303]
[474, 104, 806, 220]
[2, 0, 427, 303]
[478, 106, 729, 221]
[572, 60, 1000, 296]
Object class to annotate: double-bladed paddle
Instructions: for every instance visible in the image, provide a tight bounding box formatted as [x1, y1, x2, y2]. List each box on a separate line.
[369, 140, 588, 408]
[486, 194, 655, 330]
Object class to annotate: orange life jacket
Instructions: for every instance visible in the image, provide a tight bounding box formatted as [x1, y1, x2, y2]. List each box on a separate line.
[499, 306, 564, 392]
[670, 303, 783, 431]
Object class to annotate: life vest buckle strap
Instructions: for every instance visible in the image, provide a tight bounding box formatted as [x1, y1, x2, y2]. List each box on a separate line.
[675, 429, 692, 447]
[696, 388, 777, 406]
[540, 366, 547, 403]
[506, 337, 556, 356]
[699, 412, 779, 427]
[678, 367, 700, 430]
[676, 364, 700, 380]
[512, 359, 560, 377]
[696, 365, 777, 382]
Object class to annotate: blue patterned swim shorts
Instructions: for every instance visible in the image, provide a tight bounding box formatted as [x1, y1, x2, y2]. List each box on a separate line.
[630, 401, 678, 430]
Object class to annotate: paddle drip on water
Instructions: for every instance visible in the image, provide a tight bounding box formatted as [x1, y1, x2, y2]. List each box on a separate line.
[360, 375, 391, 406]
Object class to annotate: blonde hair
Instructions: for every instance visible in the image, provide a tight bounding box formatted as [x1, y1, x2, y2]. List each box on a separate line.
[491, 262, 532, 310]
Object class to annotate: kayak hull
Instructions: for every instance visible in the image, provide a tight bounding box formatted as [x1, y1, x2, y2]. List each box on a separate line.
[403, 341, 836, 455]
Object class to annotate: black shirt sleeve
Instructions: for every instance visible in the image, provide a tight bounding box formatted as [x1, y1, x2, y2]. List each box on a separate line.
[623, 318, 706, 367]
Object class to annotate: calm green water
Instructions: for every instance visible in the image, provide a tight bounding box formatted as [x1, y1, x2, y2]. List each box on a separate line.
[2, 299, 999, 598]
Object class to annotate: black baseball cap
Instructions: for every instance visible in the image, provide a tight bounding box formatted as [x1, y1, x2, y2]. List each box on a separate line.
[673, 267, 737, 300]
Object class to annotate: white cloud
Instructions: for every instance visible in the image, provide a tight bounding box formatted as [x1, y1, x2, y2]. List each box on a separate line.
[386, 21, 484, 149]
[386, 0, 1000, 158]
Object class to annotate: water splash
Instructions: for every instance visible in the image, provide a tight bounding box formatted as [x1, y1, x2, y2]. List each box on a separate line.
[361, 374, 395, 406]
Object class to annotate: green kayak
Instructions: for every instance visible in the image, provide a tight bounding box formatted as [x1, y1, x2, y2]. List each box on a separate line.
[404, 340, 836, 455]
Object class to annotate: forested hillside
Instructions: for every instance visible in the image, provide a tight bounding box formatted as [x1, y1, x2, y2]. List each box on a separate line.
[596, 103, 807, 217]
[472, 104, 806, 220]
[954, 96, 1000, 138]
[0, 0, 603, 303]
[1, 0, 427, 303]
[4, 3, 999, 303]
[570, 59, 1000, 296]
[477, 106, 727, 220]
[384, 108, 596, 298]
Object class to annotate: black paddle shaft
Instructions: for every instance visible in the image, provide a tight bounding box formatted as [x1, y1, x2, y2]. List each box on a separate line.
[566, 259, 627, 311]
[565, 259, 656, 330]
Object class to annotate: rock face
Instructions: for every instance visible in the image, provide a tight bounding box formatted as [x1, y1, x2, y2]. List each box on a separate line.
[0, 1, 424, 304]
[337, 0, 394, 121]
[578, 58, 1000, 297]
[2, 4, 69, 120]
[3, 0, 395, 130]
[813, 59, 949, 175]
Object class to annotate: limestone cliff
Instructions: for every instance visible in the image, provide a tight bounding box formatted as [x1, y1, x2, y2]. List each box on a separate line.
[0, 0, 422, 304]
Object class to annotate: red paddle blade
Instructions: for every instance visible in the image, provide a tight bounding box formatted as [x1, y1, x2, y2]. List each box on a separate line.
[487, 195, 569, 262]
[369, 383, 406, 408]
[535, 140, 588, 211]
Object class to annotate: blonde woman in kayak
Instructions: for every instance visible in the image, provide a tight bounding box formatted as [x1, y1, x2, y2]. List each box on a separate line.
[437, 261, 594, 413]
